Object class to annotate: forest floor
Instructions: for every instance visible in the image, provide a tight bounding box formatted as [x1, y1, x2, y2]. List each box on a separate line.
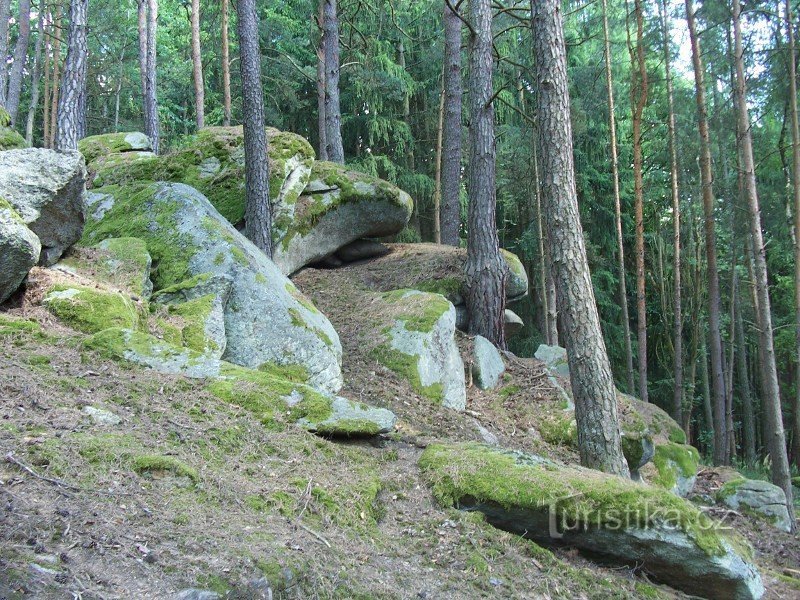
[0, 262, 798, 599]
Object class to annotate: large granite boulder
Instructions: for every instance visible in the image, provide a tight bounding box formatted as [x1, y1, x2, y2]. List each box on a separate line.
[371, 290, 466, 410]
[0, 198, 40, 303]
[718, 477, 792, 533]
[78, 131, 153, 164]
[420, 443, 764, 600]
[0, 148, 86, 265]
[80, 182, 343, 393]
[271, 161, 413, 275]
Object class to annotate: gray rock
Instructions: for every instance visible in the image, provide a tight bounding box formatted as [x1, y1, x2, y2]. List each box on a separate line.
[471, 335, 505, 390]
[534, 344, 570, 378]
[718, 478, 792, 533]
[0, 199, 40, 303]
[82, 183, 342, 392]
[0, 149, 86, 265]
[174, 590, 220, 600]
[82, 406, 122, 426]
[291, 394, 396, 436]
[504, 309, 524, 336]
[335, 239, 391, 263]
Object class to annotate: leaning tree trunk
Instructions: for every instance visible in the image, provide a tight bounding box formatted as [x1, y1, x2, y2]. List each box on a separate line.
[685, 0, 728, 465]
[190, 0, 204, 129]
[322, 0, 344, 163]
[532, 0, 628, 477]
[732, 0, 795, 527]
[0, 0, 11, 106]
[25, 0, 46, 145]
[464, 0, 507, 348]
[221, 0, 231, 126]
[316, 0, 327, 160]
[601, 0, 635, 393]
[236, 0, 271, 256]
[55, 0, 88, 150]
[7, 0, 32, 125]
[440, 0, 462, 247]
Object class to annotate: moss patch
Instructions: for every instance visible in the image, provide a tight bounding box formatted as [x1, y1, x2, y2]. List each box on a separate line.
[44, 284, 139, 334]
[381, 289, 452, 333]
[371, 343, 444, 403]
[132, 455, 199, 482]
[652, 442, 700, 491]
[0, 126, 26, 151]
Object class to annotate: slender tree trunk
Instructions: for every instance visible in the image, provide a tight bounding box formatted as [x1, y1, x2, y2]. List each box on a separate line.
[601, 0, 635, 393]
[532, 0, 628, 477]
[701, 335, 714, 455]
[55, 0, 87, 150]
[145, 0, 159, 153]
[190, 0, 204, 129]
[137, 0, 149, 130]
[7, 0, 32, 125]
[661, 0, 683, 423]
[532, 120, 557, 346]
[464, 0, 507, 348]
[685, 0, 728, 465]
[727, 264, 738, 459]
[732, 0, 795, 527]
[48, 7, 61, 148]
[735, 288, 757, 464]
[316, 0, 327, 160]
[784, 0, 800, 469]
[112, 46, 124, 132]
[236, 0, 271, 255]
[221, 0, 231, 126]
[25, 1, 46, 145]
[441, 0, 462, 246]
[0, 0, 11, 106]
[42, 12, 51, 147]
[433, 77, 444, 244]
[322, 0, 343, 163]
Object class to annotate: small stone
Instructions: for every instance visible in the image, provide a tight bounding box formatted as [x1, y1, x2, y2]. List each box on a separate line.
[471, 335, 505, 390]
[82, 406, 122, 426]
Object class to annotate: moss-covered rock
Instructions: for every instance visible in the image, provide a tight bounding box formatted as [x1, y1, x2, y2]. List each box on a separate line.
[78, 132, 152, 164]
[59, 238, 153, 299]
[717, 477, 792, 532]
[44, 284, 140, 334]
[0, 197, 40, 303]
[81, 182, 342, 392]
[650, 442, 700, 497]
[0, 125, 27, 151]
[419, 442, 763, 600]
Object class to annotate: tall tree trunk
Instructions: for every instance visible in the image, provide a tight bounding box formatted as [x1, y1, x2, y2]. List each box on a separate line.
[138, 0, 149, 131]
[316, 0, 327, 160]
[440, 0, 462, 246]
[190, 0, 204, 129]
[700, 335, 714, 455]
[48, 6, 61, 148]
[532, 0, 628, 476]
[236, 0, 271, 255]
[627, 0, 648, 402]
[42, 11, 52, 148]
[145, 0, 159, 153]
[464, 0, 507, 348]
[732, 0, 795, 527]
[785, 0, 800, 469]
[685, 0, 728, 465]
[0, 0, 11, 106]
[25, 0, 46, 145]
[112, 46, 125, 132]
[433, 77, 444, 244]
[532, 118, 557, 346]
[735, 288, 757, 464]
[221, 0, 231, 126]
[7, 0, 32, 125]
[322, 0, 343, 163]
[601, 0, 635, 393]
[55, 0, 87, 150]
[661, 0, 683, 423]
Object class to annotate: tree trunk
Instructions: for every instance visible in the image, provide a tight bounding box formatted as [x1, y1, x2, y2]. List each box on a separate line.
[0, 0, 11, 105]
[464, 0, 507, 348]
[735, 288, 756, 464]
[433, 77, 444, 244]
[138, 0, 149, 131]
[191, 0, 204, 130]
[322, 0, 343, 163]
[660, 0, 683, 423]
[601, 0, 635, 394]
[145, 0, 159, 153]
[25, 0, 46, 145]
[236, 0, 271, 256]
[732, 0, 795, 527]
[7, 0, 32, 125]
[701, 335, 713, 455]
[221, 0, 231, 126]
[54, 0, 87, 150]
[316, 0, 327, 160]
[440, 0, 462, 246]
[42, 9, 52, 148]
[685, 0, 728, 465]
[532, 0, 628, 477]
[784, 0, 800, 469]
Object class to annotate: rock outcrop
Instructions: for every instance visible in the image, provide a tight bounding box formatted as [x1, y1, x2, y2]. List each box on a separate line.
[0, 148, 86, 265]
[420, 443, 764, 600]
[718, 477, 792, 533]
[81, 182, 343, 393]
[0, 198, 40, 303]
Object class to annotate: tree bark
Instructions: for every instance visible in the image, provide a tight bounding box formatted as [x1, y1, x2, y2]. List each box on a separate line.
[532, 0, 628, 477]
[700, 335, 713, 454]
[732, 0, 795, 527]
[55, 0, 87, 150]
[25, 0, 46, 145]
[735, 287, 756, 464]
[42, 10, 51, 148]
[322, 0, 344, 163]
[316, 0, 327, 160]
[138, 0, 149, 131]
[685, 0, 728, 465]
[601, 0, 635, 394]
[221, 0, 231, 126]
[0, 0, 11, 105]
[145, 0, 159, 153]
[190, 0, 204, 130]
[433, 77, 444, 244]
[7, 0, 32, 125]
[48, 7, 62, 149]
[464, 0, 507, 348]
[440, 0, 462, 246]
[660, 0, 683, 423]
[236, 0, 271, 256]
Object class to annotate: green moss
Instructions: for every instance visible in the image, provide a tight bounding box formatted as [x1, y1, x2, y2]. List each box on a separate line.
[621, 435, 646, 469]
[284, 282, 320, 314]
[717, 477, 747, 500]
[287, 307, 334, 348]
[0, 126, 26, 151]
[0, 107, 9, 127]
[668, 427, 687, 445]
[500, 249, 526, 281]
[162, 294, 218, 353]
[419, 442, 732, 557]
[44, 284, 139, 334]
[538, 415, 577, 447]
[381, 289, 452, 333]
[132, 455, 199, 482]
[498, 384, 521, 398]
[652, 442, 700, 491]
[78, 132, 150, 164]
[411, 277, 463, 300]
[371, 343, 444, 402]
[0, 314, 41, 336]
[152, 273, 212, 297]
[315, 419, 382, 437]
[258, 361, 310, 383]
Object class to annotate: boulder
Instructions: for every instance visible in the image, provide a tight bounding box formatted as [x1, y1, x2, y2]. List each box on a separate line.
[534, 344, 569, 378]
[78, 131, 152, 164]
[504, 309, 524, 337]
[371, 290, 466, 410]
[0, 107, 26, 151]
[471, 335, 505, 390]
[0, 197, 40, 303]
[81, 182, 343, 392]
[59, 237, 153, 299]
[647, 441, 700, 498]
[0, 148, 86, 265]
[43, 283, 140, 334]
[272, 161, 413, 274]
[420, 443, 764, 600]
[84, 327, 394, 436]
[335, 239, 391, 263]
[718, 478, 792, 532]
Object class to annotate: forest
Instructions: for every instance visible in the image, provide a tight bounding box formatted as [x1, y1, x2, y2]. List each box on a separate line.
[1, 0, 800, 598]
